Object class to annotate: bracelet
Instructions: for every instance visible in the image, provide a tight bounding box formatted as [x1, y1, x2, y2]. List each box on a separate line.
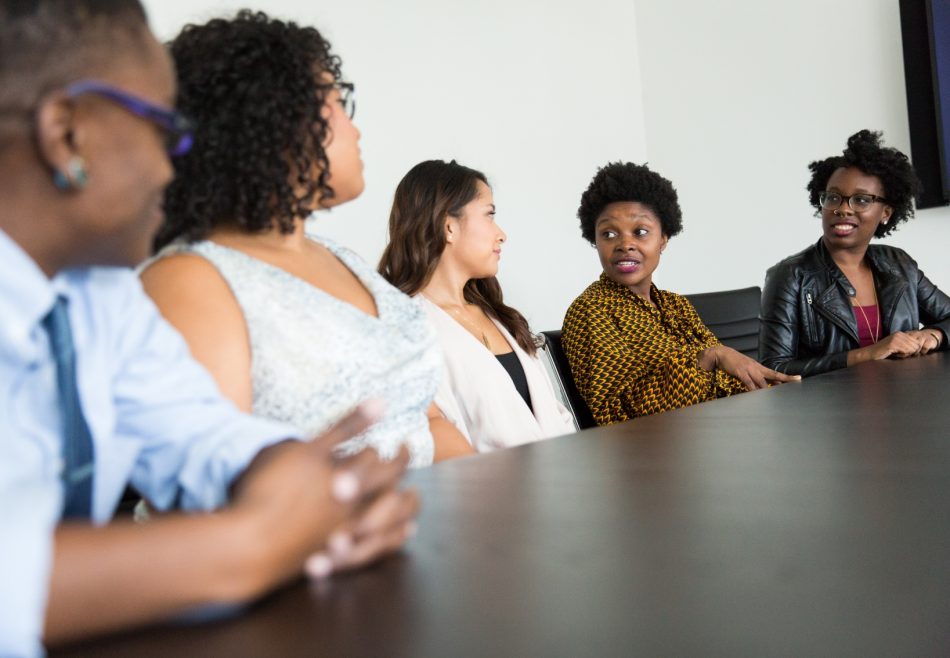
[930, 331, 943, 349]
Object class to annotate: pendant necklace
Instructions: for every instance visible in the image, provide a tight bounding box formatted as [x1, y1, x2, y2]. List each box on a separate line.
[426, 296, 492, 350]
[850, 287, 881, 344]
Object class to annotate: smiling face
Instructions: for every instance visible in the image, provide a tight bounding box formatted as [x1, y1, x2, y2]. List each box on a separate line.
[444, 180, 506, 279]
[595, 201, 668, 299]
[821, 166, 892, 253]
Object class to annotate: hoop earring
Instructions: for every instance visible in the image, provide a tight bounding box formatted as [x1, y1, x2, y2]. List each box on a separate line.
[52, 156, 88, 191]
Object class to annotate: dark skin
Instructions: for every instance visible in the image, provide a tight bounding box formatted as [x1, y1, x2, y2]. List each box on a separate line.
[0, 29, 418, 646]
[594, 202, 800, 390]
[820, 166, 944, 365]
[46, 410, 418, 643]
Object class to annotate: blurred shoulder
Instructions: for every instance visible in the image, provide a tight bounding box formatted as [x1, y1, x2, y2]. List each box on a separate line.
[64, 266, 155, 317]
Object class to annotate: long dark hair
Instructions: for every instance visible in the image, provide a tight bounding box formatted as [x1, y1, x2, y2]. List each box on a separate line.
[379, 159, 537, 356]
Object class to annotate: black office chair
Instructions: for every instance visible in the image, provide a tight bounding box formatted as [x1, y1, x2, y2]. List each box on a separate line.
[539, 330, 597, 429]
[684, 286, 762, 359]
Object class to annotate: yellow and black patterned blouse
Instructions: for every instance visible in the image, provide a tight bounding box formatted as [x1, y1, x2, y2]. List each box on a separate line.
[562, 274, 747, 425]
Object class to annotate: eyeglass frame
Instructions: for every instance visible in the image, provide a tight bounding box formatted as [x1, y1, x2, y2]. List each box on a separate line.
[818, 191, 890, 212]
[328, 81, 356, 120]
[64, 80, 195, 157]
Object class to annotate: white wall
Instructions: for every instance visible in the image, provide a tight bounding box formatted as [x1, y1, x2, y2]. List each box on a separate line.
[143, 0, 647, 331]
[143, 0, 949, 330]
[633, 0, 950, 296]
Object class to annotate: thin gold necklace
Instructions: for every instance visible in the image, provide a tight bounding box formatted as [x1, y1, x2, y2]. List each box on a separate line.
[425, 295, 492, 350]
[850, 289, 880, 344]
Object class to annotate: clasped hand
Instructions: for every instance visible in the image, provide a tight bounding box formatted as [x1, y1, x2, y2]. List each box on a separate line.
[866, 329, 943, 360]
[232, 401, 420, 588]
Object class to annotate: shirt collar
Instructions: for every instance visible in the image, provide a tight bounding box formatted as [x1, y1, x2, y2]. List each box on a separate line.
[0, 228, 59, 353]
[598, 271, 625, 292]
[815, 237, 901, 288]
[598, 272, 661, 307]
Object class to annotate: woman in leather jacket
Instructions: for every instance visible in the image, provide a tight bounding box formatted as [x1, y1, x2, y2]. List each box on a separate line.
[760, 130, 950, 377]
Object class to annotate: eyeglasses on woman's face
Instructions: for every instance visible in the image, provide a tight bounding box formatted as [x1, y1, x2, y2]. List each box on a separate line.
[335, 82, 356, 120]
[819, 191, 889, 213]
[65, 80, 195, 157]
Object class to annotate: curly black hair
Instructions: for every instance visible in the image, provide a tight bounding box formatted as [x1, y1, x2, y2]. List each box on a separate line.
[154, 10, 344, 250]
[577, 161, 683, 244]
[806, 129, 922, 238]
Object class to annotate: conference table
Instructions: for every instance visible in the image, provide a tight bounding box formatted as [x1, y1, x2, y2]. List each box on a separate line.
[56, 353, 950, 656]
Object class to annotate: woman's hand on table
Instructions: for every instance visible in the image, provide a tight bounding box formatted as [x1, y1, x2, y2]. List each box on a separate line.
[699, 344, 801, 390]
[233, 401, 419, 589]
[854, 331, 930, 363]
[903, 329, 944, 356]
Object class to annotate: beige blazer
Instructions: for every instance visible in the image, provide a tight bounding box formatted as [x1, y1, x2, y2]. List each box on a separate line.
[420, 297, 576, 452]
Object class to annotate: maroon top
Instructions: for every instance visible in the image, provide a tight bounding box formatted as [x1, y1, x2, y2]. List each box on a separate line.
[852, 304, 881, 347]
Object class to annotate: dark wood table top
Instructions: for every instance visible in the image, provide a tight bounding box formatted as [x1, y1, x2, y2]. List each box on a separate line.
[56, 353, 950, 657]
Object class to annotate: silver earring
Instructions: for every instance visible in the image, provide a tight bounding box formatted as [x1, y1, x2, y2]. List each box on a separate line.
[53, 156, 88, 191]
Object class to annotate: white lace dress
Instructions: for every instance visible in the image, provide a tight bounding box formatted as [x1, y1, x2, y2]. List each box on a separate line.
[159, 236, 440, 467]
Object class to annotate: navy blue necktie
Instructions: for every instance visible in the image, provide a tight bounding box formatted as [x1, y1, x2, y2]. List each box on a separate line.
[43, 296, 95, 519]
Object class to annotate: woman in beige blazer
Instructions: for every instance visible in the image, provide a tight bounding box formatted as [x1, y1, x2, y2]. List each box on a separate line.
[379, 160, 575, 452]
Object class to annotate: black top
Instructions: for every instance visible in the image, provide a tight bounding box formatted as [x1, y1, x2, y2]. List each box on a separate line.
[494, 350, 532, 412]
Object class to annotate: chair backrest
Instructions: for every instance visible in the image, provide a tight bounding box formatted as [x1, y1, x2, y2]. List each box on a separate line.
[684, 286, 762, 359]
[539, 330, 597, 429]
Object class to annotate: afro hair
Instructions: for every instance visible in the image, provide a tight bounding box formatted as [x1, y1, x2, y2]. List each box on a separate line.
[806, 129, 922, 238]
[577, 161, 683, 244]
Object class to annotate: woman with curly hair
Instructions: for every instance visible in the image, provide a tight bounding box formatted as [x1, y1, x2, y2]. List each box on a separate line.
[141, 11, 474, 465]
[378, 160, 575, 451]
[562, 162, 796, 425]
[759, 130, 950, 377]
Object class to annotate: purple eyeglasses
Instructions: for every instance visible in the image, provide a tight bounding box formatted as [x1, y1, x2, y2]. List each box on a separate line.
[65, 80, 195, 157]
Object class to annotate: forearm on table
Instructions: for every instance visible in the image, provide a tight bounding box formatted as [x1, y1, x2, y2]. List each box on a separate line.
[229, 438, 298, 498]
[44, 510, 274, 647]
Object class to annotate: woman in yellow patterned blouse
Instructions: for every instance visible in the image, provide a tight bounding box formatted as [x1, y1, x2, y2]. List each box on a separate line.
[562, 162, 798, 425]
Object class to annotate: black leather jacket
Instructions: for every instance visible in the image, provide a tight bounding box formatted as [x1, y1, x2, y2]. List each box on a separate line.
[759, 239, 950, 376]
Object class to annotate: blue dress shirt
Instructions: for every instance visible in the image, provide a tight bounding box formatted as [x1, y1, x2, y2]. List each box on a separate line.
[0, 229, 297, 657]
